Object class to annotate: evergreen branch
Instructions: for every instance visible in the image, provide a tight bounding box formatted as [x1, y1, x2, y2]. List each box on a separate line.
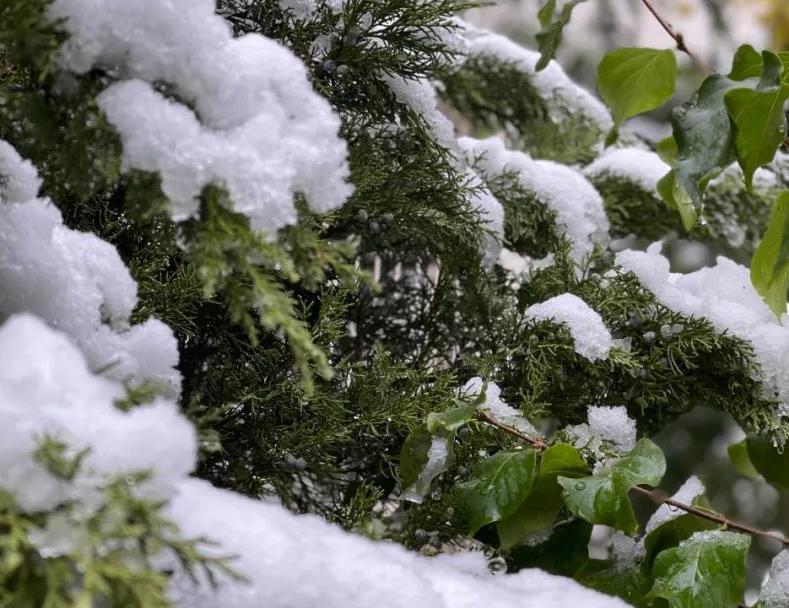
[473, 410, 548, 450]
[639, 0, 711, 74]
[631, 484, 789, 547]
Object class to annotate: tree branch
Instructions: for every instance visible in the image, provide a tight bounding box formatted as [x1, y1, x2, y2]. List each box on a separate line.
[639, 0, 712, 74]
[631, 485, 789, 547]
[474, 410, 548, 450]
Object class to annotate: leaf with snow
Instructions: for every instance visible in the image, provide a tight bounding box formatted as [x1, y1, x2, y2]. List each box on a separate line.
[456, 449, 538, 534]
[648, 531, 750, 608]
[558, 439, 665, 535]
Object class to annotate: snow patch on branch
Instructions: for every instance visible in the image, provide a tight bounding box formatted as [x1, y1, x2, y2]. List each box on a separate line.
[0, 141, 180, 394]
[584, 148, 670, 193]
[524, 293, 613, 362]
[460, 136, 609, 264]
[617, 243, 789, 417]
[50, 0, 352, 234]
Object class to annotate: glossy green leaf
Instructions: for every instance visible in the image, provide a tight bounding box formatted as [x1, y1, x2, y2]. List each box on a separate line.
[426, 401, 479, 435]
[597, 48, 677, 139]
[671, 74, 741, 205]
[747, 435, 789, 490]
[725, 52, 789, 189]
[648, 531, 750, 608]
[578, 560, 653, 607]
[456, 449, 538, 534]
[535, 0, 588, 72]
[656, 136, 679, 164]
[729, 44, 765, 80]
[509, 518, 592, 577]
[497, 443, 588, 549]
[657, 169, 698, 230]
[727, 440, 760, 479]
[751, 191, 789, 316]
[400, 424, 432, 492]
[558, 439, 666, 535]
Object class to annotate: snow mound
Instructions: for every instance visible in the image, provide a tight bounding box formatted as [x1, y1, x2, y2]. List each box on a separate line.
[525, 293, 613, 361]
[50, 0, 352, 233]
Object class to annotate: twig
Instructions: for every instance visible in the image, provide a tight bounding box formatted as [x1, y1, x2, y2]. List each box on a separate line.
[639, 0, 712, 74]
[473, 410, 548, 450]
[632, 485, 789, 547]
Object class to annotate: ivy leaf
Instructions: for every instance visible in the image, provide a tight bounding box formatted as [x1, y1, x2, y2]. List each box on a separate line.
[426, 401, 479, 435]
[399, 424, 434, 496]
[535, 0, 588, 72]
[643, 497, 718, 567]
[671, 74, 741, 206]
[496, 443, 587, 549]
[456, 449, 538, 534]
[725, 52, 789, 190]
[578, 560, 653, 607]
[558, 439, 666, 535]
[746, 435, 789, 490]
[597, 48, 677, 143]
[657, 169, 698, 230]
[727, 440, 760, 479]
[509, 518, 592, 577]
[648, 531, 750, 608]
[751, 191, 789, 316]
[728, 44, 765, 80]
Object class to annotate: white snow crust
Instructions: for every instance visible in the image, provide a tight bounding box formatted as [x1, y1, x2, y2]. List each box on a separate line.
[49, 0, 352, 233]
[584, 148, 670, 193]
[460, 136, 609, 264]
[759, 550, 789, 608]
[617, 243, 789, 416]
[0, 142, 180, 394]
[458, 24, 612, 130]
[644, 475, 705, 534]
[463, 377, 539, 435]
[524, 293, 613, 361]
[0, 314, 195, 513]
[0, 313, 630, 608]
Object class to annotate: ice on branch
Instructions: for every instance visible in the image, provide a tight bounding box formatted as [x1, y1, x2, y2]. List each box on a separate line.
[0, 315, 629, 608]
[49, 0, 352, 233]
[0, 141, 180, 394]
[617, 243, 789, 416]
[460, 136, 609, 264]
[584, 148, 670, 193]
[524, 293, 613, 362]
[0, 314, 195, 513]
[463, 377, 538, 436]
[457, 23, 612, 132]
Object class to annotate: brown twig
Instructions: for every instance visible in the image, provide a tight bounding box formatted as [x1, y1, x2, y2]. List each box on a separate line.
[640, 0, 712, 74]
[473, 410, 548, 450]
[632, 485, 789, 547]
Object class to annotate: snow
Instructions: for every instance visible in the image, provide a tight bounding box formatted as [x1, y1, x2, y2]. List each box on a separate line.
[384, 75, 456, 147]
[0, 142, 181, 395]
[168, 478, 631, 607]
[465, 169, 505, 268]
[759, 550, 789, 608]
[0, 314, 195, 513]
[584, 148, 670, 193]
[460, 136, 609, 264]
[462, 377, 539, 436]
[565, 406, 637, 461]
[49, 0, 352, 234]
[0, 140, 41, 204]
[458, 23, 612, 131]
[587, 406, 637, 453]
[645, 475, 705, 535]
[616, 243, 789, 416]
[524, 293, 613, 362]
[0, 314, 629, 608]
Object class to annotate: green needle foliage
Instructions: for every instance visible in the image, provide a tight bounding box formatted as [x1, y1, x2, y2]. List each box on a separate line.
[3, 0, 789, 606]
